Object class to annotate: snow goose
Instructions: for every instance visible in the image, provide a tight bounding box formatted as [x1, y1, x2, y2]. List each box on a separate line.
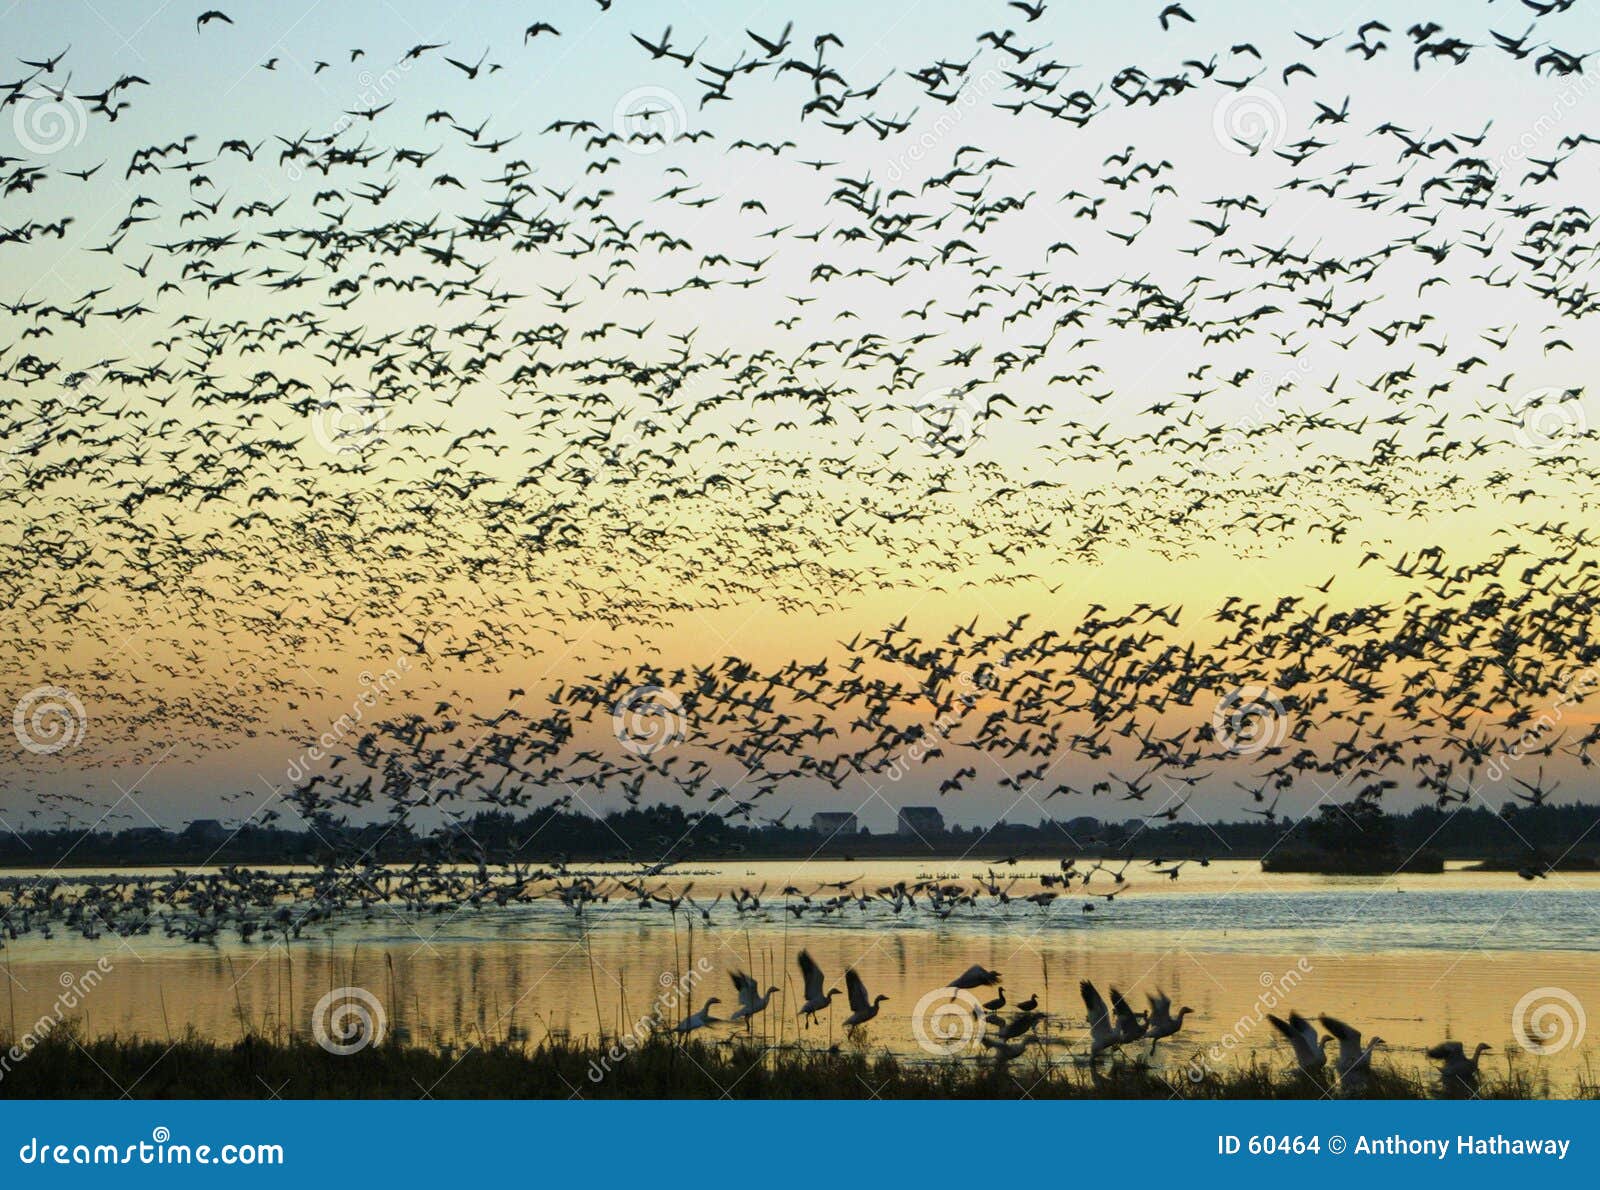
[1267, 1011, 1331, 1073]
[1080, 979, 1122, 1060]
[1145, 990, 1193, 1050]
[842, 967, 888, 1027]
[673, 997, 722, 1035]
[728, 970, 779, 1023]
[796, 949, 840, 1025]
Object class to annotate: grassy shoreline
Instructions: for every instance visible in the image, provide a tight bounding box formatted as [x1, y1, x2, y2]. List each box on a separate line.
[1, 1029, 1588, 1099]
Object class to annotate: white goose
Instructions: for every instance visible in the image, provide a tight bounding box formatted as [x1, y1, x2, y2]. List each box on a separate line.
[1080, 979, 1122, 1061]
[1145, 990, 1194, 1051]
[842, 968, 888, 1027]
[728, 970, 780, 1023]
[1427, 1041, 1491, 1085]
[1267, 1011, 1332, 1074]
[1320, 1014, 1384, 1088]
[796, 949, 840, 1025]
[981, 1034, 1034, 1061]
[673, 997, 722, 1035]
[1109, 986, 1148, 1042]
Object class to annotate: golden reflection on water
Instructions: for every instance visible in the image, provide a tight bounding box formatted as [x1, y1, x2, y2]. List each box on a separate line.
[3, 861, 1599, 1090]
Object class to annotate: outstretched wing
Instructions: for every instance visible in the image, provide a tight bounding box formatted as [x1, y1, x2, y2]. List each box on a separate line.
[1320, 1014, 1362, 1067]
[1109, 986, 1134, 1019]
[1080, 979, 1109, 1027]
[845, 967, 868, 1013]
[1426, 1041, 1465, 1062]
[797, 949, 823, 1001]
[1319, 1014, 1359, 1044]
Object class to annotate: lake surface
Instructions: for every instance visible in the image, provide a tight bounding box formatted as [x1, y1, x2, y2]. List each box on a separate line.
[4, 860, 1598, 1091]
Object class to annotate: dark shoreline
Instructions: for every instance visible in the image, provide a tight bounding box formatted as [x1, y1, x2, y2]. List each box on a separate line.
[0, 1031, 1578, 1100]
[5, 802, 1595, 872]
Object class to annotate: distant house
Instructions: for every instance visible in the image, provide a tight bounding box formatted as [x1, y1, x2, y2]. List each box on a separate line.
[811, 811, 860, 836]
[180, 818, 228, 845]
[897, 806, 945, 836]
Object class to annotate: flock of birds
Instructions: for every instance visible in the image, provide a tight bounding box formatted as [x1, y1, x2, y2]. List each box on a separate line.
[0, 0, 1597, 1093]
[671, 949, 1495, 1094]
[0, 860, 1181, 947]
[3, 3, 1598, 861]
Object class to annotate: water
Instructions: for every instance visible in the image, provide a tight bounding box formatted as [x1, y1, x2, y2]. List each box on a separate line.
[3, 860, 1597, 1088]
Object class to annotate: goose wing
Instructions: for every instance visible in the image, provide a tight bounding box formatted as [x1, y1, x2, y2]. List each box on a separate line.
[1319, 1014, 1362, 1068]
[950, 963, 998, 988]
[1319, 1014, 1360, 1044]
[797, 949, 824, 1001]
[1109, 986, 1135, 1020]
[730, 969, 756, 1010]
[1080, 979, 1110, 1028]
[845, 967, 869, 1013]
[1426, 1040, 1465, 1062]
[1148, 989, 1172, 1019]
[1268, 1012, 1318, 1065]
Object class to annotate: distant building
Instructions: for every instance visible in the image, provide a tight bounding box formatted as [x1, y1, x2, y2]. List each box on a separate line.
[811, 811, 860, 836]
[897, 806, 945, 836]
[180, 818, 227, 845]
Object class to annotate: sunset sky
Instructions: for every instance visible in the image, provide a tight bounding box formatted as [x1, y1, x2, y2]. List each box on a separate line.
[3, 0, 1599, 834]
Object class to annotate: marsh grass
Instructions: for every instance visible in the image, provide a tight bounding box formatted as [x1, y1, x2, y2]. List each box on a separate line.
[1, 1024, 1592, 1099]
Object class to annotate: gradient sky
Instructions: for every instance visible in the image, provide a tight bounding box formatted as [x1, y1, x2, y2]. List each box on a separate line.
[3, 0, 1599, 833]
